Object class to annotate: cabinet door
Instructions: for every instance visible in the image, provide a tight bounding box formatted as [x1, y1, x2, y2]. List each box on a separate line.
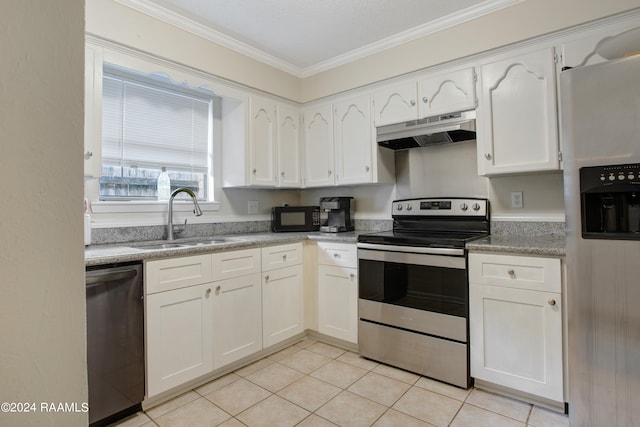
[277, 105, 302, 187]
[478, 47, 560, 175]
[84, 43, 103, 178]
[249, 96, 277, 186]
[470, 284, 563, 402]
[303, 104, 335, 187]
[262, 265, 304, 347]
[334, 94, 374, 185]
[418, 67, 476, 118]
[146, 284, 213, 397]
[372, 81, 418, 126]
[212, 273, 263, 369]
[318, 265, 358, 344]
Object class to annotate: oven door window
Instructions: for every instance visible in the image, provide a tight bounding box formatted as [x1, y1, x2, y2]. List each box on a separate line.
[359, 256, 467, 318]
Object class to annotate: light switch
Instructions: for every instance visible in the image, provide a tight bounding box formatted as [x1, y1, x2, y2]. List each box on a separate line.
[511, 191, 523, 209]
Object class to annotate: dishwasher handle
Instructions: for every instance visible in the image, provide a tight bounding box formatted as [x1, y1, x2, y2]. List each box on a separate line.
[86, 269, 139, 287]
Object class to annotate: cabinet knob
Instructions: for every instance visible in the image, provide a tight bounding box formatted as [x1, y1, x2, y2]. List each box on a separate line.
[328, 170, 332, 176]
[422, 97, 428, 104]
[410, 100, 416, 106]
[265, 274, 270, 282]
[507, 269, 515, 276]
[283, 254, 287, 261]
[484, 153, 492, 160]
[333, 253, 341, 258]
[548, 299, 557, 306]
[281, 171, 285, 177]
[85, 150, 93, 159]
[215, 285, 221, 295]
[206, 288, 211, 296]
[349, 273, 355, 279]
[252, 168, 257, 174]
[365, 165, 370, 172]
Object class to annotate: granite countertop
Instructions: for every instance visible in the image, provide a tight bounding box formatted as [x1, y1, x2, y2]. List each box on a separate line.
[85, 231, 363, 266]
[466, 234, 566, 257]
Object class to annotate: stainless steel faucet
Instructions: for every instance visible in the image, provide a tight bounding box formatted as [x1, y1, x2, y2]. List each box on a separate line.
[167, 187, 203, 240]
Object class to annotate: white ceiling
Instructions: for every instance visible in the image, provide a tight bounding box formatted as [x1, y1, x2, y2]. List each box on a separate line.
[116, 0, 522, 77]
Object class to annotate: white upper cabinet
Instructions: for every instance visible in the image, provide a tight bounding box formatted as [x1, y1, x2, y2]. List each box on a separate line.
[559, 18, 640, 70]
[418, 67, 476, 118]
[373, 67, 476, 127]
[372, 81, 418, 127]
[303, 103, 335, 187]
[84, 42, 103, 178]
[477, 46, 560, 176]
[334, 94, 374, 185]
[249, 96, 278, 186]
[277, 105, 302, 187]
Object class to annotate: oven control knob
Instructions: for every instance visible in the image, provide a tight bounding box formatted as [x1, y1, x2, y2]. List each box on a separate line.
[406, 204, 413, 211]
[472, 203, 481, 211]
[460, 203, 468, 211]
[609, 174, 616, 181]
[397, 205, 403, 211]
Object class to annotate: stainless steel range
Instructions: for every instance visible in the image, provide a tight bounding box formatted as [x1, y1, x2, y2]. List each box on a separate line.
[357, 197, 489, 388]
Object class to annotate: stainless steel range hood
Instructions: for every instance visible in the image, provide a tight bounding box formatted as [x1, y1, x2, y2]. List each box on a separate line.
[377, 110, 476, 150]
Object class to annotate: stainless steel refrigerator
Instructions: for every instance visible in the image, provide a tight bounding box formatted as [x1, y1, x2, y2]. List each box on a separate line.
[561, 54, 640, 426]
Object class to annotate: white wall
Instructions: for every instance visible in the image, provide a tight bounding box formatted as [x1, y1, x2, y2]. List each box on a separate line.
[0, 1, 87, 426]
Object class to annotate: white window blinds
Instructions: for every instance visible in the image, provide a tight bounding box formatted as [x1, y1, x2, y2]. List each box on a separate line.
[102, 73, 211, 174]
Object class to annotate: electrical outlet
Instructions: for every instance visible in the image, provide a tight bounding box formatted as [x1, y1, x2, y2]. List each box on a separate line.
[248, 200, 259, 215]
[511, 191, 523, 209]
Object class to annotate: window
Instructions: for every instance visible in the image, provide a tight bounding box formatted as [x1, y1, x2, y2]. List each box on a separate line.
[100, 65, 214, 201]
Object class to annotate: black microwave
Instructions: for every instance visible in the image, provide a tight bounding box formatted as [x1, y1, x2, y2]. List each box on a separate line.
[272, 206, 320, 232]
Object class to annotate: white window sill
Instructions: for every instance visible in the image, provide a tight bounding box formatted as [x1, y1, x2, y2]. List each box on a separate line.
[91, 200, 221, 214]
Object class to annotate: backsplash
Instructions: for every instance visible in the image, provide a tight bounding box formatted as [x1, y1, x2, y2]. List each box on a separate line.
[90, 219, 393, 245]
[490, 221, 565, 236]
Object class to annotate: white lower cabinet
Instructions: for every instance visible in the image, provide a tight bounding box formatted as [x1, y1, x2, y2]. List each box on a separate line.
[146, 283, 214, 397]
[262, 243, 304, 347]
[212, 273, 263, 368]
[317, 242, 358, 344]
[469, 253, 564, 403]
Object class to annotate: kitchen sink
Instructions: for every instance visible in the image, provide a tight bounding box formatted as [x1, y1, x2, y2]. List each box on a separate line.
[129, 237, 238, 250]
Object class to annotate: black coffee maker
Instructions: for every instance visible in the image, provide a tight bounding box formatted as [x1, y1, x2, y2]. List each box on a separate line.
[319, 197, 355, 233]
[580, 163, 640, 239]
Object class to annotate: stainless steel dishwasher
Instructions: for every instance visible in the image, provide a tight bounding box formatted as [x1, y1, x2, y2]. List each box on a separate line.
[86, 262, 144, 426]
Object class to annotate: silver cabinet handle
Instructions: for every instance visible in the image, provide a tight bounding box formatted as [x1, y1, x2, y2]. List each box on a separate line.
[422, 97, 428, 103]
[410, 100, 416, 106]
[215, 285, 221, 295]
[283, 254, 287, 261]
[265, 275, 270, 282]
[349, 273, 355, 279]
[206, 287, 212, 296]
[85, 150, 93, 159]
[548, 299, 556, 306]
[281, 171, 285, 176]
[507, 269, 515, 276]
[333, 253, 341, 258]
[252, 168, 257, 174]
[328, 170, 332, 176]
[365, 165, 370, 172]
[485, 153, 492, 160]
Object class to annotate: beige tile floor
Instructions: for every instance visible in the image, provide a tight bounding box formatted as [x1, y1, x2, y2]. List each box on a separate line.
[110, 338, 569, 427]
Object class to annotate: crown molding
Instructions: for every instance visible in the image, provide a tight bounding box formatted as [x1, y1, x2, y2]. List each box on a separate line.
[114, 0, 523, 78]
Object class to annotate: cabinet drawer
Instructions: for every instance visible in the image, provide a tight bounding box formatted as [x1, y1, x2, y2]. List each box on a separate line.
[317, 242, 357, 268]
[469, 253, 561, 293]
[212, 248, 261, 281]
[146, 254, 213, 294]
[261, 242, 302, 271]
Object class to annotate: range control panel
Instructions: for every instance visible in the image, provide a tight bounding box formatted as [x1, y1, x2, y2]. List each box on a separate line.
[392, 198, 488, 217]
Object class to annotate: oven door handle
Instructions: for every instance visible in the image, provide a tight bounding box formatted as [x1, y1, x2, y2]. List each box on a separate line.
[357, 248, 466, 269]
[357, 242, 464, 257]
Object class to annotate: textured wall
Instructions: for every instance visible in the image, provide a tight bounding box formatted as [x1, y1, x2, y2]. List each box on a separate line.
[0, 1, 87, 426]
